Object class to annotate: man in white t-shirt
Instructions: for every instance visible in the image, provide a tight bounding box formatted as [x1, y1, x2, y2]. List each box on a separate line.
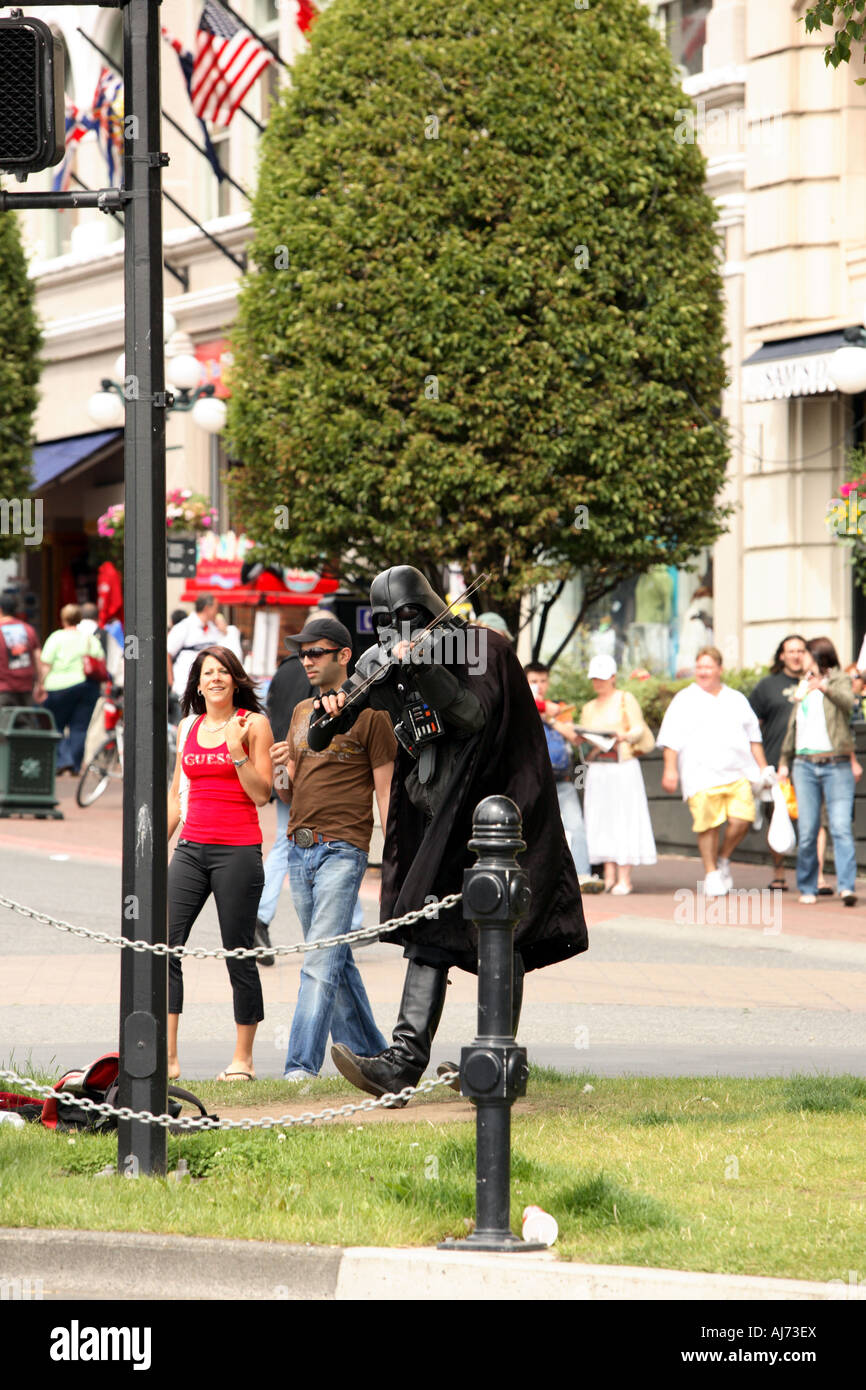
[166, 594, 221, 703]
[657, 646, 770, 897]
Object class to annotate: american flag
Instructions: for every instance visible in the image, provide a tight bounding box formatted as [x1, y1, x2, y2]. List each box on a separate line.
[192, 0, 273, 128]
[296, 1, 319, 33]
[162, 26, 226, 182]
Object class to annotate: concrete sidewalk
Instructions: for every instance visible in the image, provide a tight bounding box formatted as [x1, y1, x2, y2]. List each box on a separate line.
[2, 1227, 861, 1301]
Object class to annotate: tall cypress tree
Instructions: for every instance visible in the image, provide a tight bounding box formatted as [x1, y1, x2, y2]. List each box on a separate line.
[228, 0, 729, 630]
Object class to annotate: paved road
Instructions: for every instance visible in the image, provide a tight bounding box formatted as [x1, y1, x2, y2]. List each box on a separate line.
[2, 789, 865, 1080]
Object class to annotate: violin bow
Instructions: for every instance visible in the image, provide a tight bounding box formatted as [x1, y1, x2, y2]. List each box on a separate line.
[315, 571, 491, 727]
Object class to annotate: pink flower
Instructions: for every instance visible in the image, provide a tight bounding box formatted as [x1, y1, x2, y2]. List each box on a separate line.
[841, 483, 854, 498]
[201, 516, 212, 527]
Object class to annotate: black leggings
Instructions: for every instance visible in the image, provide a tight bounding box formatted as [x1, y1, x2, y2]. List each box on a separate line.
[168, 840, 265, 1024]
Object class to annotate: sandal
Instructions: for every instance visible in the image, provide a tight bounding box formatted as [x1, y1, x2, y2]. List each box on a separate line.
[768, 879, 788, 891]
[215, 1070, 255, 1082]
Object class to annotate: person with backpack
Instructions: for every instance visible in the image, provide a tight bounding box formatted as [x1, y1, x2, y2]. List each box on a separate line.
[525, 661, 603, 892]
[0, 591, 42, 708]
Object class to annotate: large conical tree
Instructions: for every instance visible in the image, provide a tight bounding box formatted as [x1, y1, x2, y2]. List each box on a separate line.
[228, 0, 729, 641]
[0, 206, 40, 558]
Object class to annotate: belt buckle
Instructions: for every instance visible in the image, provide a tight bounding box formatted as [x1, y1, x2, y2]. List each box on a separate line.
[294, 827, 315, 848]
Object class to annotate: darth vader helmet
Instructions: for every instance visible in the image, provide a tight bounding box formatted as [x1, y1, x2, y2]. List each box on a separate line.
[370, 566, 449, 636]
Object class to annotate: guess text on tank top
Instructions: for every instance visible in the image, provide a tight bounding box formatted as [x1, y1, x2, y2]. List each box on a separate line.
[183, 752, 234, 767]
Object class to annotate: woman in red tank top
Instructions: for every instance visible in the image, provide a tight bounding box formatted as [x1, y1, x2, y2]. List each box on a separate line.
[167, 646, 274, 1081]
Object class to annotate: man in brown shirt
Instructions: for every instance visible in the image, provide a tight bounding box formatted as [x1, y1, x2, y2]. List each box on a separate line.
[270, 617, 396, 1080]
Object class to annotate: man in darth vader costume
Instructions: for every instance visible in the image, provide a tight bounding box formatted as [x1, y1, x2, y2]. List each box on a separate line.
[308, 565, 587, 1102]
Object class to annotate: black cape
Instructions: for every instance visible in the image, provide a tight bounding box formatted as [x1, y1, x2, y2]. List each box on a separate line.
[376, 629, 587, 973]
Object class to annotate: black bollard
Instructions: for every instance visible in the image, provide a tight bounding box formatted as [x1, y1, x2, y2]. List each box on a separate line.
[439, 795, 547, 1252]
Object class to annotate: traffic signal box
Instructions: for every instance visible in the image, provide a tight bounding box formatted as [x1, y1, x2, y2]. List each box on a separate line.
[0, 16, 65, 179]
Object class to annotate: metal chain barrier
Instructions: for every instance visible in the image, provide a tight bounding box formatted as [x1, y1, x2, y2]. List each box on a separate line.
[0, 1067, 460, 1132]
[0, 892, 463, 961]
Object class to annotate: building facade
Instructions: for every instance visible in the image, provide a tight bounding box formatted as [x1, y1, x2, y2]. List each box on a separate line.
[4, 1, 320, 658]
[532, 0, 866, 675]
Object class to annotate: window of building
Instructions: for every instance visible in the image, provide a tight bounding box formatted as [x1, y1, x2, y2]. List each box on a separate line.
[659, 0, 709, 78]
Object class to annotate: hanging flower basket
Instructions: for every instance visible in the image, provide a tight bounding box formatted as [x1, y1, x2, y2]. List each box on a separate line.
[827, 447, 866, 596]
[97, 490, 219, 561]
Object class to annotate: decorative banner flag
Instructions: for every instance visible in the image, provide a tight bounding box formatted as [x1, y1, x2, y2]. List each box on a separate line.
[161, 26, 226, 182]
[52, 100, 99, 193]
[91, 67, 124, 184]
[192, 0, 272, 128]
[296, 1, 319, 34]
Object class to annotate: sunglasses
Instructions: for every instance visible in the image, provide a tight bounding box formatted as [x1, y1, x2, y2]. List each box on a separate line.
[298, 647, 341, 661]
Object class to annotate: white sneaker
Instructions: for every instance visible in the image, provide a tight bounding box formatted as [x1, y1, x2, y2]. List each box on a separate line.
[798, 894, 817, 905]
[703, 870, 728, 898]
[283, 1069, 315, 1082]
[718, 858, 734, 892]
[579, 875, 606, 894]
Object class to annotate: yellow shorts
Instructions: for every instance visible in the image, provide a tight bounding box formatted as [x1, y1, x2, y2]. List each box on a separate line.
[688, 778, 755, 834]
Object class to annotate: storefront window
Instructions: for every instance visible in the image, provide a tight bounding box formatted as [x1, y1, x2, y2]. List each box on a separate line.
[659, 0, 709, 77]
[532, 552, 714, 678]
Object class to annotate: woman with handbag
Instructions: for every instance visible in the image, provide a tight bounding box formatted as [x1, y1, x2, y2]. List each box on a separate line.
[38, 604, 106, 775]
[167, 645, 274, 1081]
[579, 654, 657, 894]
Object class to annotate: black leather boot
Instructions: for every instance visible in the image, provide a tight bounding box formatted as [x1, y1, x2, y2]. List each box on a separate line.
[332, 961, 449, 1106]
[254, 918, 275, 967]
[438, 955, 524, 1091]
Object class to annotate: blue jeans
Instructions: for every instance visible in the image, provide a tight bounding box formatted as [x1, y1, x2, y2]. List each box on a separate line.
[556, 781, 591, 877]
[257, 798, 291, 925]
[792, 758, 856, 895]
[45, 679, 100, 774]
[258, 801, 363, 931]
[284, 839, 387, 1076]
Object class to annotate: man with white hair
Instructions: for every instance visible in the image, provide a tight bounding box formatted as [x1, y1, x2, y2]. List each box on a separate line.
[658, 645, 770, 897]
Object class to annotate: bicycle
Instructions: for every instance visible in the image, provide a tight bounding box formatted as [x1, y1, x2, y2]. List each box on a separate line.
[76, 689, 177, 807]
[76, 687, 123, 807]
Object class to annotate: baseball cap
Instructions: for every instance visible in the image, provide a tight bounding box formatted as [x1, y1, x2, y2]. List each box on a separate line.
[285, 616, 353, 652]
[587, 654, 617, 681]
[476, 611, 514, 640]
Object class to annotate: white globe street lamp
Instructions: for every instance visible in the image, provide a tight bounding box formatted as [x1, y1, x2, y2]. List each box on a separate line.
[191, 394, 228, 434]
[829, 329, 866, 395]
[87, 330, 229, 529]
[87, 388, 125, 428]
[165, 353, 204, 393]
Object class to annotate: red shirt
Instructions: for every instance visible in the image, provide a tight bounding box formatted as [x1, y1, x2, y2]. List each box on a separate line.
[0, 617, 39, 694]
[181, 716, 262, 845]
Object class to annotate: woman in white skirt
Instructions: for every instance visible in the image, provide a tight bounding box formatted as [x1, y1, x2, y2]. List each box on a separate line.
[579, 654, 657, 894]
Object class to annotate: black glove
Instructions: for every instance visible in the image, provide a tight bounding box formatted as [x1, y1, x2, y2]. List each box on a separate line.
[307, 691, 359, 750]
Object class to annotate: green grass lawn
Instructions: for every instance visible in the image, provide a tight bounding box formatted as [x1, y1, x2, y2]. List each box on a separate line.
[2, 1068, 866, 1282]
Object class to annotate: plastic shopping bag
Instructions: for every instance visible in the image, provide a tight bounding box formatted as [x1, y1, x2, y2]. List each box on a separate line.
[767, 784, 796, 856]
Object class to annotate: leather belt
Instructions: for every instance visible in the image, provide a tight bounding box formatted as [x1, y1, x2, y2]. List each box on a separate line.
[288, 828, 335, 848]
[794, 753, 849, 765]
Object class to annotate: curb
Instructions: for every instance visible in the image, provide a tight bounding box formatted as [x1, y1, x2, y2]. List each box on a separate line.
[2, 1228, 863, 1301]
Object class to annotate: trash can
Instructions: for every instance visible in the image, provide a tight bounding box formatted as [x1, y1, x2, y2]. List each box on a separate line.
[0, 707, 63, 818]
